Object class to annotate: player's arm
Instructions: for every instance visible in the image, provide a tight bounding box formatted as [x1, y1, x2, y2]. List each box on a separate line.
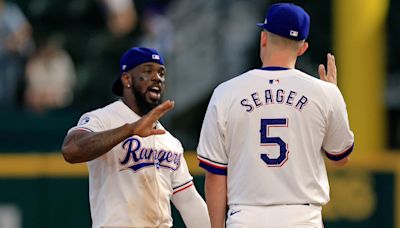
[319, 53, 353, 166]
[324, 143, 353, 167]
[171, 184, 211, 228]
[62, 100, 174, 163]
[321, 85, 354, 167]
[329, 157, 349, 166]
[196, 90, 228, 228]
[205, 171, 227, 228]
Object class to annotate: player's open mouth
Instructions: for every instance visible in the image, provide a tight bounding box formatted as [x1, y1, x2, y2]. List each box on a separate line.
[147, 86, 161, 100]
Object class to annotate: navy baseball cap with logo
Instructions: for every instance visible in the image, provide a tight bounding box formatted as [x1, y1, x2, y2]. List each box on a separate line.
[112, 47, 164, 96]
[256, 3, 310, 41]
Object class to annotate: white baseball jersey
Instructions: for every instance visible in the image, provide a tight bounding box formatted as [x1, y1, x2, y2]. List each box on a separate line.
[68, 100, 193, 228]
[197, 67, 354, 207]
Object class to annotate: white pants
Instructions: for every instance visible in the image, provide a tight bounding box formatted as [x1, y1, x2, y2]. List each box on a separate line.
[226, 204, 323, 228]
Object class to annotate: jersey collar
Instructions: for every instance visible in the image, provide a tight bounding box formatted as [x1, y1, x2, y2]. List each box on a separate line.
[259, 66, 290, 71]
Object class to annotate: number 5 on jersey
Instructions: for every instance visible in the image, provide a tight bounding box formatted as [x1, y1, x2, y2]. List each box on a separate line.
[260, 118, 289, 167]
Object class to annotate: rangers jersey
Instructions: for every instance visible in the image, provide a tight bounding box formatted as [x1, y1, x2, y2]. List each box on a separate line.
[68, 100, 193, 228]
[197, 67, 354, 206]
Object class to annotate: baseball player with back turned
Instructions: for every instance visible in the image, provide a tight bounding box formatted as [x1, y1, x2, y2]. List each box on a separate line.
[197, 3, 354, 228]
[62, 47, 211, 228]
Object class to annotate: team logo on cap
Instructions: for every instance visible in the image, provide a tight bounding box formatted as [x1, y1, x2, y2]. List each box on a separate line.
[152, 54, 160, 60]
[290, 30, 298, 37]
[122, 65, 127, 70]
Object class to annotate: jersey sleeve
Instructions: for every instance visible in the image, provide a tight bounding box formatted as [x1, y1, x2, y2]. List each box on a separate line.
[172, 147, 194, 194]
[322, 86, 355, 161]
[67, 111, 105, 134]
[197, 89, 228, 175]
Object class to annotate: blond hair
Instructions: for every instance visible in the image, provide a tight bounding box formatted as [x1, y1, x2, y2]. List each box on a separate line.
[266, 31, 304, 52]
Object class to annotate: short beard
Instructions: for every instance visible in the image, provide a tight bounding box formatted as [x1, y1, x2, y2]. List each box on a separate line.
[133, 87, 161, 115]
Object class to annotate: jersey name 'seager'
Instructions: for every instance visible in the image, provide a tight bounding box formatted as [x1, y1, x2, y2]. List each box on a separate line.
[240, 88, 309, 112]
[197, 68, 355, 208]
[120, 137, 181, 172]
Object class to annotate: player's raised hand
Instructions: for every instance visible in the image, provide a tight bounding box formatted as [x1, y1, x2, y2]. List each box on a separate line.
[130, 100, 175, 137]
[318, 53, 337, 85]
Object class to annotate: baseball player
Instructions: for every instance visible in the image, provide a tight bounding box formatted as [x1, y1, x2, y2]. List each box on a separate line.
[62, 47, 210, 228]
[197, 3, 354, 228]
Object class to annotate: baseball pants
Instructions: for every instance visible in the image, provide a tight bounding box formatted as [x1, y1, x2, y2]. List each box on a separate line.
[226, 204, 323, 228]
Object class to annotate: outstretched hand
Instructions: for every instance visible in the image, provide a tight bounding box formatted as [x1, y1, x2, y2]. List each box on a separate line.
[318, 53, 337, 85]
[130, 100, 175, 137]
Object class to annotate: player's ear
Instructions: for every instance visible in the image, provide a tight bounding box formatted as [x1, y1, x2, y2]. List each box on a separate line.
[260, 31, 267, 48]
[121, 72, 133, 88]
[297, 41, 309, 56]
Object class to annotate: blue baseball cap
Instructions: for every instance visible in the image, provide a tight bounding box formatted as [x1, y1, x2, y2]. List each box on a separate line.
[112, 47, 164, 96]
[256, 3, 310, 41]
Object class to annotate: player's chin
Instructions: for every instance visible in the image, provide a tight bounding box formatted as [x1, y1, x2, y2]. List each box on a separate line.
[146, 97, 162, 107]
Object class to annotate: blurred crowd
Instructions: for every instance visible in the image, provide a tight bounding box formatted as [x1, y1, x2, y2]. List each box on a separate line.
[0, 0, 80, 113]
[0, 0, 34, 109]
[0, 0, 174, 114]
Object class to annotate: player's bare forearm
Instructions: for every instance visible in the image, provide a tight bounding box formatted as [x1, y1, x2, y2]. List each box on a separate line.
[205, 172, 227, 228]
[62, 100, 174, 163]
[62, 124, 134, 163]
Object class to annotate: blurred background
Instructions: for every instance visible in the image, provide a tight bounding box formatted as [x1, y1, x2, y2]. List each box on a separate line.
[0, 0, 399, 227]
